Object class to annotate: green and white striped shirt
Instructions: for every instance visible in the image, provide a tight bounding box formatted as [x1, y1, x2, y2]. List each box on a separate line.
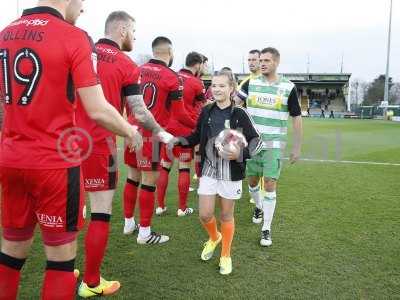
[238, 75, 301, 149]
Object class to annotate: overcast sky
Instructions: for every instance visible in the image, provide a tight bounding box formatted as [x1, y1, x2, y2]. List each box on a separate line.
[1, 0, 399, 82]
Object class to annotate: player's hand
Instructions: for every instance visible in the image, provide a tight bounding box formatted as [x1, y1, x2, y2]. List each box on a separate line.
[218, 143, 240, 161]
[167, 137, 180, 151]
[289, 148, 301, 164]
[157, 130, 174, 144]
[126, 125, 143, 152]
[205, 99, 214, 106]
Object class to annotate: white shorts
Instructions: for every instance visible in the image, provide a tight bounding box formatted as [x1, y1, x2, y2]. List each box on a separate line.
[197, 176, 242, 200]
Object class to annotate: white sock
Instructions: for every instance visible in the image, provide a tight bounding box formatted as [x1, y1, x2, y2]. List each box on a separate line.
[138, 226, 151, 239]
[125, 217, 135, 226]
[249, 185, 263, 209]
[262, 191, 277, 231]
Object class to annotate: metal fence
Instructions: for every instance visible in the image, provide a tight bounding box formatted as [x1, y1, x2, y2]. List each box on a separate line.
[356, 106, 400, 119]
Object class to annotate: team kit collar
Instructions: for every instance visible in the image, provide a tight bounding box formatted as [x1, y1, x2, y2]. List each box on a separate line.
[22, 6, 65, 20]
[180, 69, 194, 76]
[149, 59, 168, 67]
[259, 74, 281, 86]
[97, 38, 121, 50]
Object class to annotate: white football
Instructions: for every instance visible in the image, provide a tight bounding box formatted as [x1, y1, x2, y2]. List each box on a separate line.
[215, 129, 248, 159]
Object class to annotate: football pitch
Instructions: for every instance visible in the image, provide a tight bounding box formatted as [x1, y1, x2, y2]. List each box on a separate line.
[18, 118, 400, 299]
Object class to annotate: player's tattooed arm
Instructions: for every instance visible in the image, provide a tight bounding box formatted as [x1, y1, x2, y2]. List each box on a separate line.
[126, 95, 162, 133]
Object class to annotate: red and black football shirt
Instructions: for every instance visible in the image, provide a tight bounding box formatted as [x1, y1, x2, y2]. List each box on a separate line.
[0, 6, 99, 169]
[132, 59, 196, 136]
[76, 38, 141, 155]
[167, 68, 205, 136]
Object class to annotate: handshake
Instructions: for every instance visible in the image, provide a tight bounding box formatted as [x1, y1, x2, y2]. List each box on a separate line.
[125, 126, 179, 152]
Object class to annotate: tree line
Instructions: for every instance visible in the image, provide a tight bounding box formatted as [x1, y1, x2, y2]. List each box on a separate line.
[351, 75, 400, 106]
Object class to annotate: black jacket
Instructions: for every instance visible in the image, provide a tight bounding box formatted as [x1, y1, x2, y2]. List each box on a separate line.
[179, 102, 263, 181]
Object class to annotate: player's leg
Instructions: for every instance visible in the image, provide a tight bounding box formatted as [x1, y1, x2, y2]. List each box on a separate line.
[260, 149, 281, 247]
[176, 147, 194, 216]
[156, 153, 173, 215]
[0, 238, 33, 299]
[42, 240, 78, 300]
[247, 151, 265, 223]
[34, 167, 85, 299]
[156, 160, 172, 215]
[137, 169, 169, 245]
[198, 176, 220, 261]
[260, 178, 277, 247]
[123, 149, 141, 234]
[136, 139, 169, 245]
[177, 162, 193, 216]
[0, 167, 35, 299]
[80, 190, 120, 297]
[78, 153, 120, 296]
[123, 166, 140, 234]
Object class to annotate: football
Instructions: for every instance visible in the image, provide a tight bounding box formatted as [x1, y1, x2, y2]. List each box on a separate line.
[215, 129, 248, 159]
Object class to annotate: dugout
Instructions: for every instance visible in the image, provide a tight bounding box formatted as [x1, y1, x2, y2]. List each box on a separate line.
[202, 73, 351, 117]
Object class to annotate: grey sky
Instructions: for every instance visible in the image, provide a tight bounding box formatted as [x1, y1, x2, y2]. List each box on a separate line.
[2, 0, 399, 81]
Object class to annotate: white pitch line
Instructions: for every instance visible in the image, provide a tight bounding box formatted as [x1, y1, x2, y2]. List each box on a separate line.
[117, 146, 400, 167]
[116, 149, 400, 167]
[283, 158, 400, 167]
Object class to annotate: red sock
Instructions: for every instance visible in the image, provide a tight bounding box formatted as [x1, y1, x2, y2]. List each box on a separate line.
[156, 167, 170, 209]
[139, 185, 156, 227]
[0, 252, 25, 300]
[123, 179, 139, 218]
[42, 259, 76, 300]
[83, 214, 110, 287]
[178, 168, 190, 210]
[195, 161, 201, 177]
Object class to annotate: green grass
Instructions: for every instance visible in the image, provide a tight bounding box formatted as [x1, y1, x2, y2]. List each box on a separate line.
[16, 119, 400, 299]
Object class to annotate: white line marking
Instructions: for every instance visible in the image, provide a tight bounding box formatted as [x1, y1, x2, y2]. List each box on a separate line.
[283, 158, 400, 166]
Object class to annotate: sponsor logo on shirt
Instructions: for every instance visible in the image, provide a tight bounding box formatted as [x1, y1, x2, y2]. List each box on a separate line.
[37, 213, 63, 228]
[250, 95, 282, 109]
[10, 19, 49, 27]
[96, 46, 118, 56]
